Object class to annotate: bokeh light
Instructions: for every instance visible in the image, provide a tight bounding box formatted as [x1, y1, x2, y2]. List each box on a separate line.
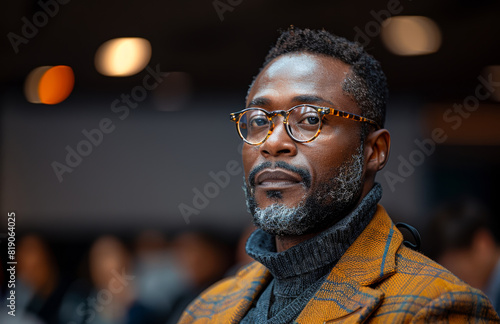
[381, 16, 442, 56]
[39, 66, 75, 105]
[24, 66, 52, 104]
[24, 65, 75, 105]
[95, 37, 152, 77]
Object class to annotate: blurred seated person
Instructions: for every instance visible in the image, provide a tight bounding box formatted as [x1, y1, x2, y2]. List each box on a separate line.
[61, 235, 160, 324]
[132, 230, 189, 321]
[166, 231, 232, 323]
[428, 198, 500, 313]
[1, 235, 68, 324]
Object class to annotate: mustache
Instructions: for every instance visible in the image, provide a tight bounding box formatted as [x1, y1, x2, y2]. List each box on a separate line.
[248, 161, 311, 189]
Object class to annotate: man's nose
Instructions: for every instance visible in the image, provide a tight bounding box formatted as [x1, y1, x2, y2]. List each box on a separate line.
[259, 116, 297, 157]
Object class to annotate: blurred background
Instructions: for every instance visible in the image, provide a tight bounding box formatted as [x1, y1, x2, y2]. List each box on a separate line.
[1, 0, 500, 322]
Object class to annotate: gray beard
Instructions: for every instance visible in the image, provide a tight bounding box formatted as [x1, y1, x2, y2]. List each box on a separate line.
[244, 144, 365, 236]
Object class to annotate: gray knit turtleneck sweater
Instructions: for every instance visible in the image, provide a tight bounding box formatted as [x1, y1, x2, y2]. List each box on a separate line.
[240, 183, 383, 324]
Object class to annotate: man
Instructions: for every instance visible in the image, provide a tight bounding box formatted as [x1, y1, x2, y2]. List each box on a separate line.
[178, 27, 500, 323]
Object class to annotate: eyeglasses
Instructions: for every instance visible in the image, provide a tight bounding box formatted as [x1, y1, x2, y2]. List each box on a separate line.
[229, 104, 380, 145]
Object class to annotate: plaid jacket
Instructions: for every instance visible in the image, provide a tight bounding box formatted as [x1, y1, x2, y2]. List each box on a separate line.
[178, 205, 500, 323]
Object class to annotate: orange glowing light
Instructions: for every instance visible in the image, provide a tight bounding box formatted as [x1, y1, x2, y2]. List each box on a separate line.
[38, 65, 75, 104]
[24, 65, 75, 105]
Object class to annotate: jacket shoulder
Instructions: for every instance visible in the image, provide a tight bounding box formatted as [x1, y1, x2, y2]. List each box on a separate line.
[377, 245, 499, 322]
[395, 245, 469, 287]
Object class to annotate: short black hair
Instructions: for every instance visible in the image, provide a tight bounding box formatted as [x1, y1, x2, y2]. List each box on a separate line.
[249, 27, 388, 129]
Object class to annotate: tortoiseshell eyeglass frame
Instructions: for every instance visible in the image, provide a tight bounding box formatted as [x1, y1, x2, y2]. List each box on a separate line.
[229, 104, 381, 145]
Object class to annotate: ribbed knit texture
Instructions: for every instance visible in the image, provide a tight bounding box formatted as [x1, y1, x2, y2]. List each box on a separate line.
[240, 183, 383, 324]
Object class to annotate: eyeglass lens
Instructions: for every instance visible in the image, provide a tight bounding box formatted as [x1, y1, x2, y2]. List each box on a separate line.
[238, 106, 321, 144]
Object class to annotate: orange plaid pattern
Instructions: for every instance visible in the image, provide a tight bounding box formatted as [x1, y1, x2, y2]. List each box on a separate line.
[178, 205, 500, 323]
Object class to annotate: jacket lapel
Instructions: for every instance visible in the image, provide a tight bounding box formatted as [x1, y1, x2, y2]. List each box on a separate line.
[295, 205, 403, 324]
[210, 262, 272, 323]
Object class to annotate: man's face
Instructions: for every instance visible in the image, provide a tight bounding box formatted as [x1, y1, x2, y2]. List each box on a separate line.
[243, 53, 367, 236]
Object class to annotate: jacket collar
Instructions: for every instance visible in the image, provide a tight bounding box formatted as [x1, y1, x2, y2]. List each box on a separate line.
[225, 204, 402, 323]
[295, 204, 403, 323]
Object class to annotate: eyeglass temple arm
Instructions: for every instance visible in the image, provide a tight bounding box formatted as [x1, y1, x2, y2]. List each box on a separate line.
[323, 108, 381, 129]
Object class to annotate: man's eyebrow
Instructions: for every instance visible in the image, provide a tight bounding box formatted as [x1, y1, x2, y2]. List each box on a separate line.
[291, 95, 334, 106]
[247, 97, 271, 108]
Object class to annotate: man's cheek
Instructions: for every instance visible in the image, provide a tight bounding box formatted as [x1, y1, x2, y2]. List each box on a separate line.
[241, 157, 254, 179]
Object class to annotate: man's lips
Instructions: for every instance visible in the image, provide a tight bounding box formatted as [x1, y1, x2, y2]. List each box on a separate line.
[255, 169, 303, 188]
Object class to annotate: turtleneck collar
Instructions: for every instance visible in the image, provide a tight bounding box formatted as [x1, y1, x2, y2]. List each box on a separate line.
[245, 183, 382, 297]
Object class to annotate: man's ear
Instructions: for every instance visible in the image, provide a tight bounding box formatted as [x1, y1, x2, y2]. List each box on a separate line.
[365, 128, 391, 173]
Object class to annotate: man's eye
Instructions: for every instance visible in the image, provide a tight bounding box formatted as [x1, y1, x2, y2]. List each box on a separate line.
[299, 115, 320, 125]
[250, 118, 268, 127]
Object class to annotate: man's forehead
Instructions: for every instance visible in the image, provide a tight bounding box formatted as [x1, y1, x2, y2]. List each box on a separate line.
[247, 53, 356, 111]
[261, 53, 350, 81]
[247, 94, 335, 108]
[263, 54, 323, 79]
